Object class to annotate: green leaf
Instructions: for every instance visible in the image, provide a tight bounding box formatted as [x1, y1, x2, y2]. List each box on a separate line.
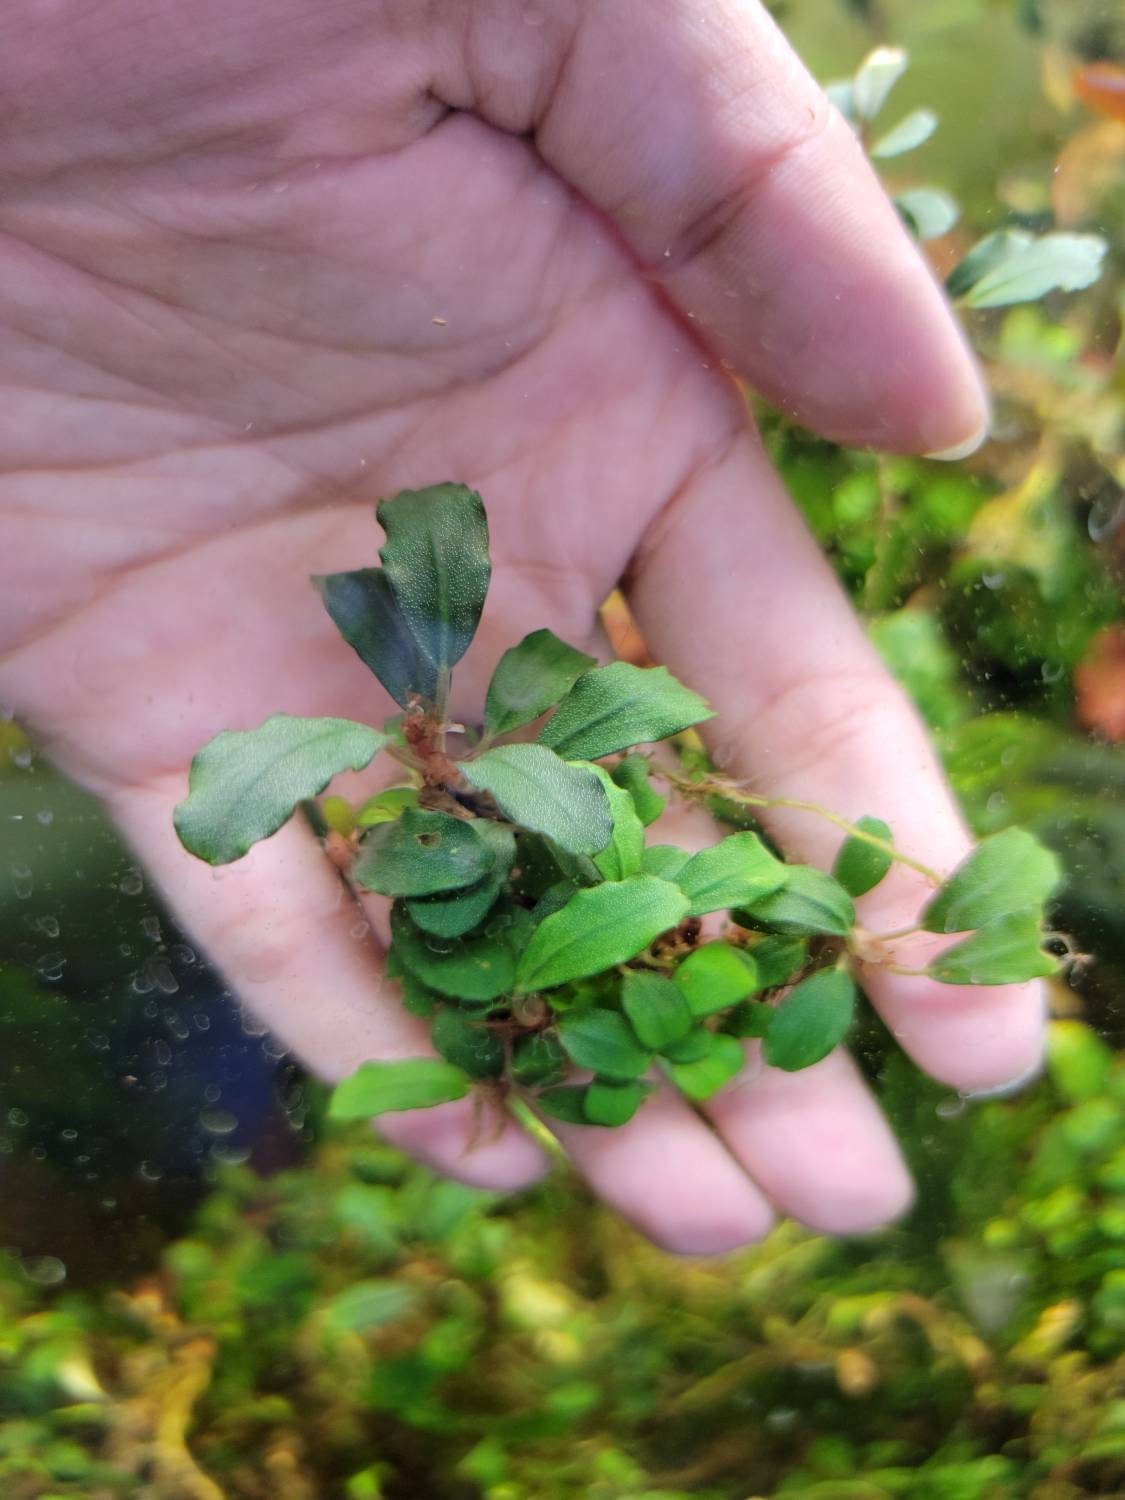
[660, 1028, 714, 1063]
[963, 232, 1107, 308]
[430, 1008, 504, 1078]
[852, 44, 907, 121]
[323, 1280, 419, 1334]
[390, 904, 517, 1002]
[321, 795, 356, 836]
[584, 1079, 653, 1127]
[511, 1032, 567, 1088]
[620, 971, 693, 1050]
[675, 942, 760, 1018]
[539, 662, 714, 761]
[407, 822, 515, 938]
[483, 629, 596, 738]
[736, 866, 855, 938]
[400, 970, 441, 1018]
[895, 187, 959, 241]
[825, 78, 855, 122]
[723, 1000, 774, 1039]
[764, 969, 855, 1072]
[641, 844, 691, 881]
[928, 912, 1058, 986]
[663, 1033, 745, 1100]
[747, 936, 808, 989]
[832, 817, 894, 898]
[557, 1008, 652, 1081]
[356, 786, 420, 826]
[376, 483, 491, 677]
[870, 107, 937, 158]
[610, 754, 666, 826]
[328, 1058, 472, 1119]
[174, 714, 387, 865]
[584, 764, 645, 882]
[674, 833, 787, 916]
[457, 744, 613, 857]
[945, 229, 1032, 299]
[354, 809, 492, 898]
[516, 876, 689, 991]
[535, 1086, 590, 1124]
[922, 827, 1062, 933]
[313, 567, 439, 706]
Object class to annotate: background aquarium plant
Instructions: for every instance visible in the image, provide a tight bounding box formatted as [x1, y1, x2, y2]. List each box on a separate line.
[1, 1, 1123, 1496]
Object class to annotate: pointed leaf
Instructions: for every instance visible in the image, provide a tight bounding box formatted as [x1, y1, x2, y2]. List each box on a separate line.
[957, 232, 1107, 308]
[558, 1008, 652, 1081]
[929, 912, 1058, 986]
[895, 187, 959, 241]
[641, 844, 691, 881]
[946, 229, 1033, 299]
[584, 763, 645, 881]
[407, 822, 515, 938]
[535, 1086, 590, 1124]
[430, 1008, 504, 1078]
[328, 1058, 472, 1119]
[832, 816, 894, 898]
[747, 936, 808, 989]
[663, 1032, 745, 1100]
[174, 713, 387, 865]
[511, 1032, 567, 1088]
[357, 786, 420, 826]
[674, 832, 786, 916]
[764, 969, 856, 1072]
[313, 568, 438, 706]
[457, 744, 612, 857]
[675, 942, 760, 1018]
[922, 827, 1062, 933]
[584, 1078, 653, 1126]
[376, 483, 490, 676]
[516, 876, 689, 991]
[660, 1027, 714, 1063]
[354, 809, 491, 898]
[621, 971, 693, 1050]
[610, 754, 666, 826]
[390, 904, 517, 1001]
[870, 107, 937, 158]
[736, 865, 855, 937]
[723, 1000, 774, 1038]
[483, 629, 596, 738]
[539, 662, 714, 761]
[852, 45, 907, 121]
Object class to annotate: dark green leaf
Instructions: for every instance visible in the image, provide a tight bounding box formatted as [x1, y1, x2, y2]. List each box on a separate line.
[764, 969, 856, 1072]
[538, 662, 714, 761]
[928, 912, 1058, 986]
[457, 744, 612, 857]
[400, 971, 441, 1018]
[357, 786, 420, 826]
[736, 865, 855, 937]
[483, 629, 596, 739]
[620, 971, 693, 1050]
[832, 817, 894, 898]
[328, 1058, 472, 1119]
[354, 809, 491, 898]
[558, 1008, 652, 1081]
[516, 876, 689, 991]
[660, 1028, 714, 1063]
[747, 936, 808, 989]
[675, 942, 759, 1018]
[585, 764, 645, 881]
[376, 483, 491, 676]
[531, 881, 580, 925]
[407, 822, 515, 938]
[723, 1001, 774, 1039]
[674, 833, 786, 916]
[611, 754, 666, 826]
[957, 231, 1106, 308]
[174, 714, 387, 865]
[922, 828, 1062, 933]
[313, 568, 438, 706]
[430, 1008, 504, 1078]
[535, 1086, 590, 1124]
[584, 1079, 653, 1127]
[511, 1032, 567, 1088]
[390, 904, 517, 1002]
[663, 1033, 745, 1100]
[641, 844, 691, 881]
[946, 229, 1032, 299]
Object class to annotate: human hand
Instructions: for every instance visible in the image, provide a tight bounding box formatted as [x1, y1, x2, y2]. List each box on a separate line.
[0, 0, 1043, 1252]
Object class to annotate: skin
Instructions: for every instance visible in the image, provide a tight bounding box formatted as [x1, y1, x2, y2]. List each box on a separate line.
[0, 0, 1045, 1254]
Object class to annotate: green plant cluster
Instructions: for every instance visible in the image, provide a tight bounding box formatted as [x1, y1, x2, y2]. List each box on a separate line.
[1, 1020, 1121, 1499]
[173, 486, 1061, 1132]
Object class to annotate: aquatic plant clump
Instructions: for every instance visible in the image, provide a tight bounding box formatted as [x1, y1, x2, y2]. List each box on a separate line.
[173, 485, 1061, 1129]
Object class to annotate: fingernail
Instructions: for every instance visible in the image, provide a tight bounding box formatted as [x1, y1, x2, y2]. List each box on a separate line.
[961, 1056, 1044, 1101]
[925, 418, 990, 463]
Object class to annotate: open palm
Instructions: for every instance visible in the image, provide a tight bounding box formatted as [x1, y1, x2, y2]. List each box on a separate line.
[0, 0, 1043, 1252]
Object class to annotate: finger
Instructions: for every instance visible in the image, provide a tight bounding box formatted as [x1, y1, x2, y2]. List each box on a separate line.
[108, 777, 549, 1191]
[539, 1081, 775, 1256]
[704, 1048, 913, 1234]
[520, 0, 987, 454]
[628, 431, 1046, 1094]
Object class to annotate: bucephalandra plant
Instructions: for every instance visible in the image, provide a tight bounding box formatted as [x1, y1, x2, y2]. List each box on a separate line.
[173, 485, 1063, 1131]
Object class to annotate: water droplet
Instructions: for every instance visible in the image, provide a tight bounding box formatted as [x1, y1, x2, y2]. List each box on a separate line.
[148, 1071, 167, 1091]
[22, 1255, 66, 1287]
[35, 952, 65, 982]
[1087, 493, 1124, 543]
[37, 915, 60, 938]
[211, 1142, 252, 1166]
[11, 864, 33, 899]
[168, 1017, 190, 1042]
[262, 1036, 289, 1060]
[149, 960, 179, 996]
[138, 1160, 164, 1181]
[986, 791, 1007, 816]
[935, 1097, 966, 1120]
[203, 1083, 222, 1104]
[119, 869, 143, 896]
[171, 943, 197, 965]
[8, 1107, 29, 1127]
[199, 1106, 238, 1136]
[101, 1197, 118, 1211]
[350, 919, 370, 940]
[36, 808, 54, 826]
[131, 970, 155, 995]
[981, 571, 1005, 590]
[1041, 660, 1064, 683]
[192, 1012, 210, 1032]
[153, 1040, 172, 1067]
[9, 745, 32, 770]
[142, 1000, 159, 1019]
[85, 1029, 110, 1052]
[60, 1127, 78, 1141]
[240, 1009, 269, 1038]
[423, 935, 455, 954]
[142, 916, 161, 942]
